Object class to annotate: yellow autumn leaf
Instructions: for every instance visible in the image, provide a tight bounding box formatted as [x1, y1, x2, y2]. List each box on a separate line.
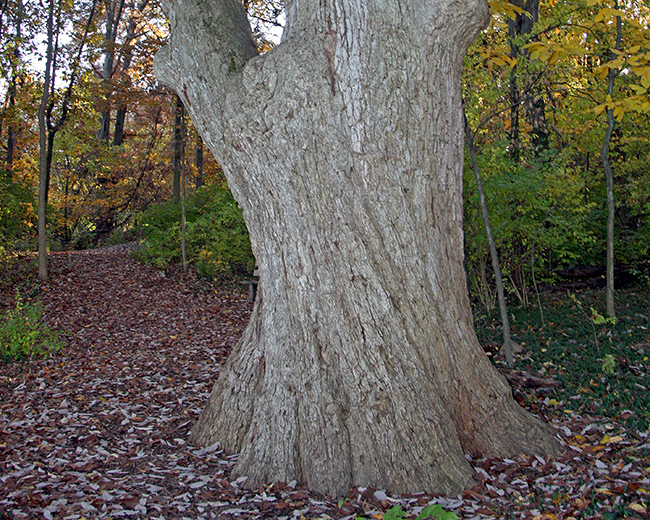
[489, 0, 527, 20]
[613, 105, 625, 121]
[629, 503, 647, 513]
[595, 7, 624, 22]
[570, 434, 587, 444]
[600, 434, 624, 444]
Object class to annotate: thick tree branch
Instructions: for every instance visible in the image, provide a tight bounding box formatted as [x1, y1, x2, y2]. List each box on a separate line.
[153, 0, 258, 132]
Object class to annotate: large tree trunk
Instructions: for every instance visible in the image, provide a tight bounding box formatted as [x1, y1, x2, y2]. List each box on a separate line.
[154, 0, 562, 498]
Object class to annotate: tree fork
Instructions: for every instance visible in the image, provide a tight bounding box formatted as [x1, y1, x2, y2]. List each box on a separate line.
[155, 0, 563, 498]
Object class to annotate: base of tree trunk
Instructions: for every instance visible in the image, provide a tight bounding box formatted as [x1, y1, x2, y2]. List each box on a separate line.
[191, 288, 563, 498]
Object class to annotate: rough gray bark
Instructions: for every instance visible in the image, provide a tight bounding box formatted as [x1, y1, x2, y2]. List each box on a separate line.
[155, 0, 563, 497]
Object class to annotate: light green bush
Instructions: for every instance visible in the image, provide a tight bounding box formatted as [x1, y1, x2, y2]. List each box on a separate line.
[134, 182, 254, 279]
[0, 293, 62, 362]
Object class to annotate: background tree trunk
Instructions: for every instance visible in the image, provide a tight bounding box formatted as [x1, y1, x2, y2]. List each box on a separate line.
[155, 0, 563, 498]
[38, 0, 56, 281]
[5, 0, 22, 172]
[195, 135, 204, 189]
[99, 0, 126, 143]
[507, 0, 549, 158]
[38, 0, 96, 279]
[464, 110, 515, 366]
[172, 95, 183, 204]
[112, 0, 150, 146]
[601, 6, 622, 319]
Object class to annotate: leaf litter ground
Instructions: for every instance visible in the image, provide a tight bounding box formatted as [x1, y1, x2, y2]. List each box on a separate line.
[1, 246, 649, 519]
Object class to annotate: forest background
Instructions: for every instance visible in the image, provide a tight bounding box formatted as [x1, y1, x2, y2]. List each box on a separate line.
[1, 0, 649, 317]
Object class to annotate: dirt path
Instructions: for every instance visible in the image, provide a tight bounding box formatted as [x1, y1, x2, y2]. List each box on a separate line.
[0, 246, 269, 518]
[2, 247, 650, 519]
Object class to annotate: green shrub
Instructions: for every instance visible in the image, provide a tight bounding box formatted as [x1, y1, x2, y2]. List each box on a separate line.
[0, 169, 37, 260]
[463, 146, 598, 308]
[134, 183, 254, 279]
[0, 293, 62, 362]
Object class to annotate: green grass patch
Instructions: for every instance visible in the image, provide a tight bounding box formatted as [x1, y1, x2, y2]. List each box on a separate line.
[474, 287, 650, 430]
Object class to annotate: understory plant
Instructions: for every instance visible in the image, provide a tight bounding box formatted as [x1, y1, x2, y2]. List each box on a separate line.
[133, 182, 254, 279]
[0, 169, 37, 260]
[380, 504, 459, 520]
[474, 288, 650, 430]
[0, 292, 62, 362]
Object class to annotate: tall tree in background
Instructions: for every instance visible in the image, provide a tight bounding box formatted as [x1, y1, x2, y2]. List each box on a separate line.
[507, 0, 550, 158]
[37, 0, 97, 279]
[112, 0, 150, 146]
[195, 134, 204, 189]
[600, 3, 622, 319]
[519, 0, 650, 316]
[464, 109, 517, 366]
[172, 94, 182, 204]
[98, 0, 125, 142]
[96, 0, 152, 146]
[2, 0, 24, 172]
[155, 0, 562, 497]
[37, 0, 56, 279]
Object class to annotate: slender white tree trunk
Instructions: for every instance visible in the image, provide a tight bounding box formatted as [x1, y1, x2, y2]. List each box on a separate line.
[464, 110, 515, 366]
[155, 0, 562, 497]
[601, 7, 622, 320]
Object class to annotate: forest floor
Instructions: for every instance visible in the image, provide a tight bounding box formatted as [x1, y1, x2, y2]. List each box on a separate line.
[1, 245, 650, 520]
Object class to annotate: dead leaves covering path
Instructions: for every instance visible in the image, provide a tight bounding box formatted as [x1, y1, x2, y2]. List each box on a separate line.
[1, 245, 650, 519]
